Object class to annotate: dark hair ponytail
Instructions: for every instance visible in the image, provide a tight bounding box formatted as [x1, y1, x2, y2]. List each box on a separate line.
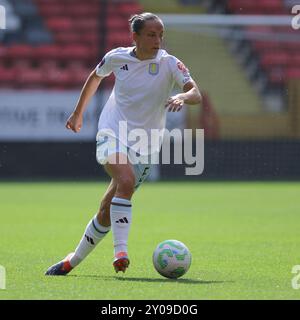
[129, 12, 163, 34]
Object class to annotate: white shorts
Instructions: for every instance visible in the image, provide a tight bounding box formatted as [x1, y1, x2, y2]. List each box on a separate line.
[96, 133, 152, 190]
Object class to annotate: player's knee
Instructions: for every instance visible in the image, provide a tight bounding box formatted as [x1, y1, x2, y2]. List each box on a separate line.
[117, 175, 135, 197]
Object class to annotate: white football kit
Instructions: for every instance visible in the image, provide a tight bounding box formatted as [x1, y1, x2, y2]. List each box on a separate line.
[95, 47, 193, 188]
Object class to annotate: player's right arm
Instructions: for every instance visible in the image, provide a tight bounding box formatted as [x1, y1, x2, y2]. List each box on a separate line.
[66, 50, 115, 133]
[66, 70, 104, 133]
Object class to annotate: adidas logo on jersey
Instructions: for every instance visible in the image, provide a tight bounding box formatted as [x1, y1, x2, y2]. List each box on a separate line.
[116, 217, 129, 224]
[120, 64, 129, 71]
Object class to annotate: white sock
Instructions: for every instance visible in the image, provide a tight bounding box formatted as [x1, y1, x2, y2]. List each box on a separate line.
[69, 215, 111, 268]
[110, 197, 132, 257]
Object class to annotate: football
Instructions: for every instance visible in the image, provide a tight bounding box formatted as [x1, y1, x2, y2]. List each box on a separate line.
[152, 239, 192, 279]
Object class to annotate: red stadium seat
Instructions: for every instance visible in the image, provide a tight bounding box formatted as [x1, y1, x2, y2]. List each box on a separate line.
[106, 17, 129, 30]
[81, 32, 101, 45]
[35, 45, 62, 60]
[35, 44, 99, 70]
[252, 40, 280, 52]
[8, 45, 34, 59]
[0, 46, 8, 60]
[65, 60, 89, 70]
[74, 19, 99, 31]
[288, 55, 300, 67]
[52, 0, 98, 5]
[260, 52, 289, 69]
[4, 46, 35, 67]
[284, 42, 300, 51]
[107, 31, 132, 43]
[38, 4, 65, 17]
[67, 65, 91, 87]
[60, 45, 92, 61]
[45, 67, 73, 89]
[46, 18, 73, 32]
[54, 31, 101, 46]
[118, 2, 142, 15]
[54, 32, 82, 44]
[17, 67, 46, 88]
[228, 0, 286, 14]
[226, 0, 296, 89]
[246, 26, 273, 35]
[107, 2, 142, 16]
[286, 68, 300, 79]
[227, 0, 263, 14]
[38, 60, 60, 70]
[0, 67, 17, 87]
[67, 5, 101, 17]
[260, 0, 286, 14]
[5, 0, 140, 88]
[34, 0, 61, 5]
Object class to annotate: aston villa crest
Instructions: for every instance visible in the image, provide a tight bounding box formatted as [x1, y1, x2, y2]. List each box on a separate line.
[148, 63, 159, 75]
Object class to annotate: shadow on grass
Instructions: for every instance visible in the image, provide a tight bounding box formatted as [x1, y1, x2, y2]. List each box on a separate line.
[68, 274, 233, 285]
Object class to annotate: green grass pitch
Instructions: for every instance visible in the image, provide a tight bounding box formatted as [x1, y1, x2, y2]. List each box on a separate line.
[0, 181, 300, 300]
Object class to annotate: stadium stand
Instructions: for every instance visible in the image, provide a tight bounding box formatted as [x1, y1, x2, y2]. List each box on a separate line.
[204, 0, 300, 110]
[227, 0, 287, 14]
[0, 0, 141, 89]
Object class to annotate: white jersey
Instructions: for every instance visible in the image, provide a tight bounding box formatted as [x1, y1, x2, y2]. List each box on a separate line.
[95, 47, 192, 154]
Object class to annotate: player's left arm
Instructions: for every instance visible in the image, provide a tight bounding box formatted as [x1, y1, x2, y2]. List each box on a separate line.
[166, 80, 202, 112]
